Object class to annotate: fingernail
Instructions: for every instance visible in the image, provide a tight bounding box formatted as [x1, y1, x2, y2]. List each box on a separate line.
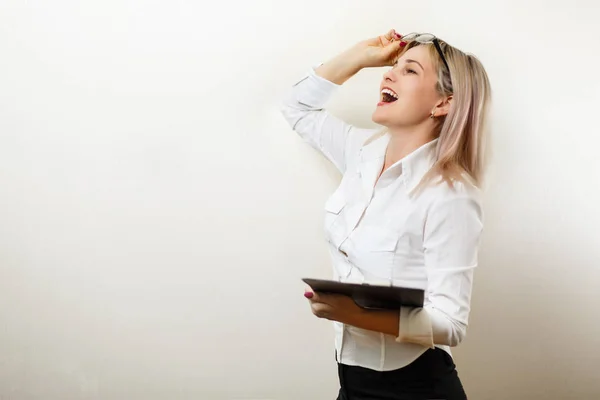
[400, 41, 407, 47]
[394, 33, 402, 39]
[304, 292, 314, 299]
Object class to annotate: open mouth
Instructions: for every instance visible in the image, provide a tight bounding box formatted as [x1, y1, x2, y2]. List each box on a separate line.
[381, 88, 398, 103]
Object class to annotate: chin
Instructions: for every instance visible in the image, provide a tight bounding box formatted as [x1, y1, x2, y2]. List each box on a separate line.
[371, 108, 391, 127]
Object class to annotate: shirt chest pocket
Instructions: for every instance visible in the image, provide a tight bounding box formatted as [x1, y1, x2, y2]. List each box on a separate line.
[324, 191, 347, 247]
[352, 226, 398, 281]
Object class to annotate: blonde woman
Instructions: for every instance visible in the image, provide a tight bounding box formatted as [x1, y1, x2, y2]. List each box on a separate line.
[281, 29, 491, 399]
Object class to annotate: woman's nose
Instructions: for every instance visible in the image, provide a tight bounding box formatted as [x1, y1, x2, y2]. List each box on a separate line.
[383, 68, 395, 82]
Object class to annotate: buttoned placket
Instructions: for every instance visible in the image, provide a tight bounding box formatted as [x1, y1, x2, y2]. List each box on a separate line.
[336, 147, 409, 366]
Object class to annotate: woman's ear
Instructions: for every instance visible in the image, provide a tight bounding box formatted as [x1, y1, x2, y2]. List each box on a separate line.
[435, 95, 453, 117]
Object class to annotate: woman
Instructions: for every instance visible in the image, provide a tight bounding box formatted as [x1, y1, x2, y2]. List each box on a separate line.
[280, 29, 491, 399]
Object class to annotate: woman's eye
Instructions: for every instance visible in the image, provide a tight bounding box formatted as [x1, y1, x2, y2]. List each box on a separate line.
[406, 68, 416, 74]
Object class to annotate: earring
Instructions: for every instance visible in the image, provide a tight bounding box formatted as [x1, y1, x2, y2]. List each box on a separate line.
[430, 110, 436, 119]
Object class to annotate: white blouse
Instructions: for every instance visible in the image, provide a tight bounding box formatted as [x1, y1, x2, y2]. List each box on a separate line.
[280, 67, 484, 371]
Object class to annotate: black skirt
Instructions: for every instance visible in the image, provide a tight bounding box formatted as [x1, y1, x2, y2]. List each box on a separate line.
[336, 348, 467, 400]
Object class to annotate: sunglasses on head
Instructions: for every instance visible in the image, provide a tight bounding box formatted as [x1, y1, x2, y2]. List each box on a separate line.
[401, 33, 450, 73]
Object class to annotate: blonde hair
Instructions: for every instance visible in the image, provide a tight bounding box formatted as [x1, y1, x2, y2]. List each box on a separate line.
[399, 39, 492, 192]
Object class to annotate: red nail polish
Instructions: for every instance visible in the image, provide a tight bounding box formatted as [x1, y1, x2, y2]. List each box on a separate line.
[394, 33, 402, 39]
[400, 41, 407, 47]
[304, 292, 314, 299]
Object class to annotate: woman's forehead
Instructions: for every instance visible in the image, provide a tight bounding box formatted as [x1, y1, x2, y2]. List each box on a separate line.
[399, 45, 432, 68]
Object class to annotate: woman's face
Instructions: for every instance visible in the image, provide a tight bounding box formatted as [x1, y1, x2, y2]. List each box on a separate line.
[372, 45, 445, 129]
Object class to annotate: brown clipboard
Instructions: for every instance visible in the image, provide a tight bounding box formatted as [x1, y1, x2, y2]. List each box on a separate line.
[302, 278, 424, 310]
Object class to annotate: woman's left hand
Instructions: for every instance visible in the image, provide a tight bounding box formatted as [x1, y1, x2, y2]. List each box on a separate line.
[304, 287, 363, 324]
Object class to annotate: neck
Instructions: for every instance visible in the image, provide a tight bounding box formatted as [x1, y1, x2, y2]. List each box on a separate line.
[383, 124, 436, 170]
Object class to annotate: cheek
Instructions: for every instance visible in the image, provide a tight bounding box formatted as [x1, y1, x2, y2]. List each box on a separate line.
[402, 82, 430, 103]
[398, 84, 438, 112]
[394, 93, 424, 113]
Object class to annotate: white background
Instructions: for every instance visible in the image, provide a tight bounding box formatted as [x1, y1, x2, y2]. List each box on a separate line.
[1, 0, 599, 399]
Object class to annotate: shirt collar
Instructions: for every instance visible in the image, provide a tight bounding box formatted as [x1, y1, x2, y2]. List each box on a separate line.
[359, 131, 438, 190]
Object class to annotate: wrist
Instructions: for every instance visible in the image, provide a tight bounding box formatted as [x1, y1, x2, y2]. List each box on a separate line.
[345, 45, 368, 70]
[316, 48, 364, 85]
[344, 306, 400, 337]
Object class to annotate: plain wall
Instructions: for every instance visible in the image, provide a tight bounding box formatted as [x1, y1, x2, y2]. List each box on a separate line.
[1, 0, 599, 399]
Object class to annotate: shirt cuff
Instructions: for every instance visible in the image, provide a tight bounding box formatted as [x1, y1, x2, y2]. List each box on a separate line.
[396, 306, 435, 349]
[290, 65, 340, 109]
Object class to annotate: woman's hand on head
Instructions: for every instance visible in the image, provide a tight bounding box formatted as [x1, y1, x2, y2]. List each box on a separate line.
[354, 29, 407, 69]
[315, 29, 407, 85]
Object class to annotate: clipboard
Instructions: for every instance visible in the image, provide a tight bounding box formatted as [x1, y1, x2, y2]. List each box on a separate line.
[302, 278, 424, 310]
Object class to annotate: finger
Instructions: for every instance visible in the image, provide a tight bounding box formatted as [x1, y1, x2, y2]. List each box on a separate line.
[382, 40, 402, 58]
[306, 290, 321, 302]
[385, 29, 403, 41]
[311, 302, 332, 319]
[385, 29, 403, 42]
[387, 39, 402, 50]
[383, 29, 395, 41]
[379, 29, 397, 47]
[310, 291, 337, 306]
[304, 286, 315, 299]
[305, 291, 329, 305]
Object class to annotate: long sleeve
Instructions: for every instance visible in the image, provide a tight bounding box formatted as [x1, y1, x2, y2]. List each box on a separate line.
[396, 192, 484, 348]
[280, 67, 375, 174]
